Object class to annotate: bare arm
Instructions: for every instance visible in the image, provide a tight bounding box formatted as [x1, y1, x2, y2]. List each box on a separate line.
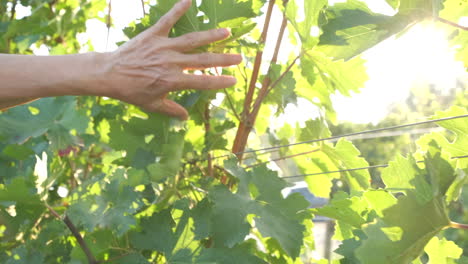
[0, 53, 106, 109]
[0, 0, 241, 119]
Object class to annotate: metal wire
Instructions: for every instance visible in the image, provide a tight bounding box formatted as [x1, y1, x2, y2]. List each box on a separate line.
[242, 126, 442, 168]
[282, 155, 468, 179]
[211, 114, 468, 161]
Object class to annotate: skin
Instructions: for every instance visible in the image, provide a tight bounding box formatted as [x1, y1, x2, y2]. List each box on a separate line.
[0, 0, 242, 120]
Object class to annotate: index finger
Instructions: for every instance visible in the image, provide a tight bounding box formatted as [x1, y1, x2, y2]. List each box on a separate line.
[152, 0, 192, 36]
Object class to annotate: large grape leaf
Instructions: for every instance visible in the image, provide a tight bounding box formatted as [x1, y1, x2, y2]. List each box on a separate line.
[451, 31, 468, 68]
[317, 0, 416, 60]
[285, 0, 327, 49]
[150, 0, 262, 37]
[334, 147, 460, 263]
[355, 194, 450, 264]
[208, 185, 252, 248]
[0, 177, 45, 242]
[196, 242, 266, 264]
[129, 209, 177, 253]
[322, 139, 371, 191]
[381, 154, 433, 204]
[205, 160, 308, 259]
[433, 106, 468, 157]
[416, 107, 468, 202]
[0, 97, 88, 145]
[306, 52, 368, 96]
[199, 0, 258, 29]
[399, 0, 439, 13]
[264, 64, 297, 113]
[67, 173, 142, 235]
[315, 190, 397, 240]
[297, 52, 368, 122]
[129, 202, 198, 262]
[440, 0, 468, 20]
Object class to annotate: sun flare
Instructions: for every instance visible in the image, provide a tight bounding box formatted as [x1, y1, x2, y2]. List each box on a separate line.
[333, 22, 467, 124]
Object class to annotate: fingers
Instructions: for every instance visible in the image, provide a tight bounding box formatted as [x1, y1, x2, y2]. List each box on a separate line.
[153, 0, 192, 36]
[145, 98, 189, 120]
[170, 28, 231, 52]
[174, 74, 237, 91]
[173, 53, 242, 69]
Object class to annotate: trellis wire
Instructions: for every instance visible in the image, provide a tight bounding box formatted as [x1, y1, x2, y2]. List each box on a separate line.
[242, 126, 442, 167]
[210, 114, 468, 161]
[282, 155, 468, 179]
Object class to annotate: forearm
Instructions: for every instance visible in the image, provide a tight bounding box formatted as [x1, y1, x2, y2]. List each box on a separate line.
[0, 53, 108, 104]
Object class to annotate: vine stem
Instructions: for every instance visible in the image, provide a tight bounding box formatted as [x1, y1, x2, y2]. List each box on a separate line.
[232, 0, 276, 159]
[437, 17, 468, 31]
[232, 0, 294, 161]
[140, 0, 146, 17]
[450, 221, 468, 230]
[10, 1, 17, 21]
[204, 102, 214, 178]
[46, 204, 99, 264]
[105, 0, 112, 51]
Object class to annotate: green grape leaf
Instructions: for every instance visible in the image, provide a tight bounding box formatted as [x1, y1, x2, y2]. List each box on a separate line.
[152, 0, 201, 36]
[147, 131, 186, 182]
[5, 245, 45, 264]
[316, 190, 397, 240]
[381, 154, 432, 202]
[0, 97, 89, 145]
[130, 204, 198, 261]
[398, 0, 441, 15]
[1, 144, 34, 160]
[0, 177, 45, 241]
[150, 0, 261, 38]
[446, 169, 468, 202]
[298, 118, 332, 142]
[440, 0, 468, 21]
[315, 194, 368, 228]
[432, 106, 468, 157]
[199, 0, 258, 30]
[304, 52, 368, 96]
[335, 230, 366, 263]
[264, 64, 297, 113]
[354, 151, 455, 264]
[318, 0, 414, 60]
[130, 209, 176, 253]
[68, 174, 141, 235]
[112, 253, 150, 264]
[451, 30, 468, 69]
[216, 162, 308, 258]
[355, 194, 451, 264]
[424, 236, 463, 264]
[322, 139, 371, 190]
[196, 242, 267, 264]
[191, 199, 213, 240]
[285, 0, 327, 49]
[209, 185, 251, 248]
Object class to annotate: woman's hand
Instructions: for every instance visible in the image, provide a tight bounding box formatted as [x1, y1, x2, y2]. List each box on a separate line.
[100, 0, 242, 120]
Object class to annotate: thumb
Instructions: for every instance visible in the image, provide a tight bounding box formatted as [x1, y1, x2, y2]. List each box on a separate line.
[145, 98, 189, 120]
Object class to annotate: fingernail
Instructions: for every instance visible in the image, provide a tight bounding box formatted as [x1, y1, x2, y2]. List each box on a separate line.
[234, 54, 242, 63]
[228, 77, 237, 86]
[218, 28, 230, 37]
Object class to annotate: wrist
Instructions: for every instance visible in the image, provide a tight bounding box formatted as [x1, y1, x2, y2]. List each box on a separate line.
[81, 51, 114, 97]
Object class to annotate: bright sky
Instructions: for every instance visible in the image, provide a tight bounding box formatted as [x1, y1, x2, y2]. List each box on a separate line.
[25, 0, 468, 124]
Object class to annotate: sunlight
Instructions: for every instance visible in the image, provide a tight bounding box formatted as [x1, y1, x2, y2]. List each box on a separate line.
[24, 0, 466, 125]
[370, 23, 463, 90]
[333, 22, 467, 123]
